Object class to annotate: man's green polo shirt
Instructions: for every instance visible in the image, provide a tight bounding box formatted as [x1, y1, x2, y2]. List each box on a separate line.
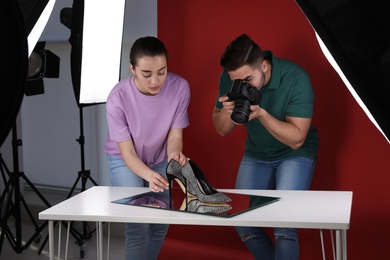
[215, 51, 319, 161]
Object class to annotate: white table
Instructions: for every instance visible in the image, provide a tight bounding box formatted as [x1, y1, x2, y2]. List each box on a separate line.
[39, 186, 352, 260]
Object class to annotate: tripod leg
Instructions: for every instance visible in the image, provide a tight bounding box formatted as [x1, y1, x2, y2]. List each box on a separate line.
[18, 194, 48, 245]
[1, 123, 58, 255]
[22, 174, 51, 207]
[0, 154, 11, 186]
[9, 172, 51, 250]
[67, 175, 82, 199]
[0, 174, 24, 253]
[23, 220, 47, 248]
[37, 231, 49, 254]
[87, 175, 99, 186]
[33, 182, 88, 255]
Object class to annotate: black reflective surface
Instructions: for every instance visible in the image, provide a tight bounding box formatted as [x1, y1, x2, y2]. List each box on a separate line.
[112, 187, 280, 218]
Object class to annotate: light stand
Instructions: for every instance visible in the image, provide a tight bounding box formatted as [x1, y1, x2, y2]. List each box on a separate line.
[0, 122, 49, 254]
[66, 105, 99, 244]
[54, 0, 125, 256]
[68, 106, 99, 198]
[36, 106, 98, 259]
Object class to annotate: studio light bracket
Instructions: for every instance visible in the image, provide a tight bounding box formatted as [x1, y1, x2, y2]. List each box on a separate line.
[26, 41, 60, 96]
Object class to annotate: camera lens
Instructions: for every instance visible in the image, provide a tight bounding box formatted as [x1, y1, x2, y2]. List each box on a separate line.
[231, 99, 251, 124]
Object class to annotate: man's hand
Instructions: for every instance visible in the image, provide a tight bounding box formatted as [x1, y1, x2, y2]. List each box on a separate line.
[219, 96, 235, 114]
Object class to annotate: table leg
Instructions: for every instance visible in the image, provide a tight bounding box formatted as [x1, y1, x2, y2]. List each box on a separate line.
[107, 223, 111, 260]
[341, 230, 347, 260]
[58, 221, 62, 259]
[49, 220, 54, 260]
[65, 221, 70, 260]
[95, 222, 104, 260]
[336, 230, 347, 260]
[99, 222, 103, 260]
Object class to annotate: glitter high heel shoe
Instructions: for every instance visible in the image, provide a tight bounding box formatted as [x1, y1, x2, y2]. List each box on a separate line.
[187, 199, 232, 214]
[166, 159, 187, 194]
[166, 159, 191, 209]
[166, 159, 209, 199]
[181, 160, 231, 203]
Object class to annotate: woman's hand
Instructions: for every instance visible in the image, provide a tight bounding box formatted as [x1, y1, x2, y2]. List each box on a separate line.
[148, 171, 169, 192]
[168, 151, 188, 166]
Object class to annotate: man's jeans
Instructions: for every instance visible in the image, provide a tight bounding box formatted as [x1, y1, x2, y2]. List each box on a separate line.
[235, 155, 316, 260]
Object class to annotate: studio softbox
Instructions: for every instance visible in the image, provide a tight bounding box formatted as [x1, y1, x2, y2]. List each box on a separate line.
[62, 0, 126, 107]
[0, 0, 56, 147]
[295, 0, 390, 143]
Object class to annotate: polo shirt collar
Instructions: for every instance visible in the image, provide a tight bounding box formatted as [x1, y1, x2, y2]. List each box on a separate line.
[263, 50, 280, 90]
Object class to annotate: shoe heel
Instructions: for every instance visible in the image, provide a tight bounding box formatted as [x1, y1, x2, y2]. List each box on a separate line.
[182, 160, 231, 203]
[166, 159, 189, 195]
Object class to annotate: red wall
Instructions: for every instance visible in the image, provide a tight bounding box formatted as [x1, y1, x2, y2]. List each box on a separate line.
[158, 0, 390, 259]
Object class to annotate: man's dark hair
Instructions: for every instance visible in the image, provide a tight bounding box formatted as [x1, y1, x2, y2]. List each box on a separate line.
[220, 34, 263, 71]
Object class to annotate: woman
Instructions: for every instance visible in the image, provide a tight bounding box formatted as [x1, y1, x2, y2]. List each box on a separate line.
[103, 36, 190, 260]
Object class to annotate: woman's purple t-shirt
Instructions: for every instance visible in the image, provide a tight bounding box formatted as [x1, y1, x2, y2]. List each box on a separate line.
[103, 72, 190, 167]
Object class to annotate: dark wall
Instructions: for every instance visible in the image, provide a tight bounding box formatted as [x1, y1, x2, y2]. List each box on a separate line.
[158, 0, 390, 259]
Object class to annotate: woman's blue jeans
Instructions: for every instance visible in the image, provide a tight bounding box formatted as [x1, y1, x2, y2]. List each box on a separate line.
[107, 154, 169, 260]
[235, 155, 316, 260]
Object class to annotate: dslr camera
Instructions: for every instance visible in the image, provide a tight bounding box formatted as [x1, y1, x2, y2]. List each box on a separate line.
[226, 79, 262, 124]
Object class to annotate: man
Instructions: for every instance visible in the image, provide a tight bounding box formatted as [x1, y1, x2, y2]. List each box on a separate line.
[212, 34, 319, 260]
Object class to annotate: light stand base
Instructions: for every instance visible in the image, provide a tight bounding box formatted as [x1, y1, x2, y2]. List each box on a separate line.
[0, 124, 51, 256]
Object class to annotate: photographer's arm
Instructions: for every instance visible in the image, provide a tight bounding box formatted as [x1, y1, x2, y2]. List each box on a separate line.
[118, 140, 169, 192]
[249, 105, 312, 150]
[212, 96, 236, 136]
